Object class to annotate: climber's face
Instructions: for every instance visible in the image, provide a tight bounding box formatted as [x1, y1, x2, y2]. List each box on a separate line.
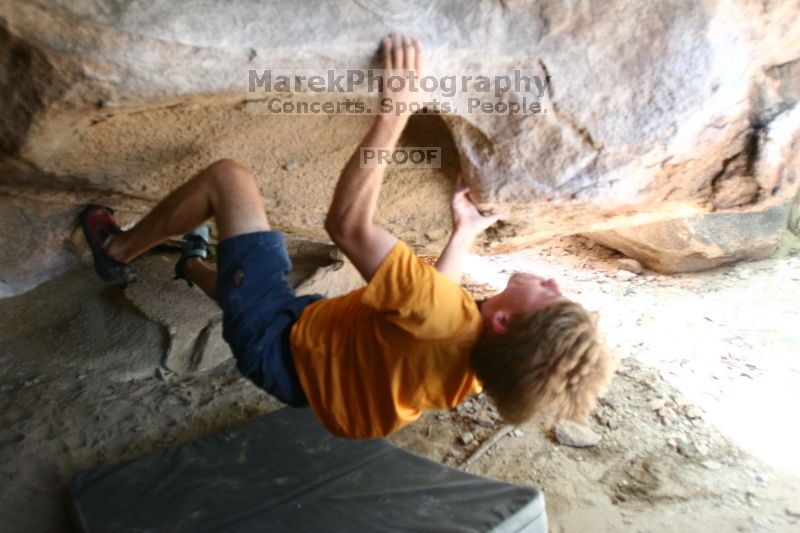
[480, 273, 568, 335]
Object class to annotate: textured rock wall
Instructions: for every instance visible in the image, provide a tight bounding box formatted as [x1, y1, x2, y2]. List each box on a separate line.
[1, 0, 800, 294]
[588, 103, 800, 272]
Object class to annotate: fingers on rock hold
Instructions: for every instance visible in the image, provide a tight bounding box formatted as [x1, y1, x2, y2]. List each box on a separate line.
[403, 35, 415, 71]
[392, 33, 404, 70]
[382, 36, 393, 68]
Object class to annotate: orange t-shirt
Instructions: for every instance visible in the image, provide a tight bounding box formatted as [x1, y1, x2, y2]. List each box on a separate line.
[290, 241, 483, 438]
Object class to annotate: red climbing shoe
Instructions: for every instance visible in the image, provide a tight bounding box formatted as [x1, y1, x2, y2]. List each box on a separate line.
[79, 204, 133, 283]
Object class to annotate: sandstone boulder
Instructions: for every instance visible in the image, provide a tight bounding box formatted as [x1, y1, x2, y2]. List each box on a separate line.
[587, 204, 790, 273]
[0, 195, 80, 298]
[587, 103, 800, 272]
[124, 255, 231, 374]
[1, 0, 799, 292]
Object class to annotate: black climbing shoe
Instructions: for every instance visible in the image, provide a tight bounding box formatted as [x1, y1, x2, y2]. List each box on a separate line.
[174, 226, 210, 287]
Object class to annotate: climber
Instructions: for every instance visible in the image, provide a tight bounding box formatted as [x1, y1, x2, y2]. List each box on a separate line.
[80, 33, 614, 438]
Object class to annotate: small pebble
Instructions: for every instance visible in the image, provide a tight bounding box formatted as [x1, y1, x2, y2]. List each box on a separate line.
[554, 420, 602, 448]
[673, 395, 691, 407]
[685, 406, 703, 419]
[658, 407, 678, 423]
[616, 258, 643, 274]
[649, 398, 666, 411]
[615, 270, 638, 281]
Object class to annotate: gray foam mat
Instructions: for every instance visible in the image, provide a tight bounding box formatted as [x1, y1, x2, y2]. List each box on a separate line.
[71, 408, 547, 532]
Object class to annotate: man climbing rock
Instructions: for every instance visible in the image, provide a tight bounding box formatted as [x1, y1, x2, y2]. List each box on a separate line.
[81, 34, 614, 438]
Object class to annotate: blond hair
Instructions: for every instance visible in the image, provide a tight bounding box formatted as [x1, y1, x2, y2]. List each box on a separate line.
[470, 301, 615, 425]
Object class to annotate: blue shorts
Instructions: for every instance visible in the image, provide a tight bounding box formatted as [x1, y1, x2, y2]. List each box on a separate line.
[216, 231, 323, 407]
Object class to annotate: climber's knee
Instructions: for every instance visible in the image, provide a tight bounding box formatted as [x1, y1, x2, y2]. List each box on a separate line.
[202, 159, 270, 239]
[204, 159, 257, 192]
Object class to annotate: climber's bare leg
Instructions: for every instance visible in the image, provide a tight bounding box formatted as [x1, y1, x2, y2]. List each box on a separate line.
[184, 258, 217, 300]
[105, 159, 269, 263]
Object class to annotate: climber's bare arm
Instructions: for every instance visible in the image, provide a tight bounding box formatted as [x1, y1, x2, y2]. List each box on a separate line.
[325, 33, 422, 281]
[325, 117, 401, 280]
[435, 178, 500, 282]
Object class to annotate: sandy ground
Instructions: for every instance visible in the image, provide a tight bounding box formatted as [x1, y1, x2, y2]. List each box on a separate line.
[1, 232, 799, 532]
